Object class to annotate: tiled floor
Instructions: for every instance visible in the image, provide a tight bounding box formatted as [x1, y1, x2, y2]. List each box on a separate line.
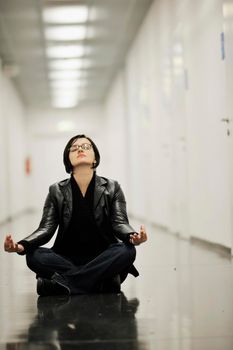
[0, 214, 232, 349]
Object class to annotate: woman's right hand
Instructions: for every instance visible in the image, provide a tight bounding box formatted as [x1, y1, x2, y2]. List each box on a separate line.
[4, 234, 24, 253]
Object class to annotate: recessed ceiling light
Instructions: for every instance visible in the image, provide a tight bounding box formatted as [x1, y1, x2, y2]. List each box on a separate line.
[48, 59, 83, 70]
[43, 6, 88, 24]
[45, 25, 86, 41]
[172, 56, 183, 66]
[57, 120, 75, 131]
[52, 97, 79, 108]
[46, 45, 85, 58]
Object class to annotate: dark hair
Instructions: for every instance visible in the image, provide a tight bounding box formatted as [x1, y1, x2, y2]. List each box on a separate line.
[63, 134, 100, 174]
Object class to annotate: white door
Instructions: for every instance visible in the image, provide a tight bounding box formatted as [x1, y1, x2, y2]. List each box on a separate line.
[185, 0, 232, 247]
[223, 0, 233, 253]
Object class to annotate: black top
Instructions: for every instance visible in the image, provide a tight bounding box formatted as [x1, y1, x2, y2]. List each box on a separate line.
[56, 173, 108, 264]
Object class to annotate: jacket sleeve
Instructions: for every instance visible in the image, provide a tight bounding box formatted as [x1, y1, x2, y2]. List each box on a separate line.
[17, 187, 59, 254]
[110, 182, 136, 242]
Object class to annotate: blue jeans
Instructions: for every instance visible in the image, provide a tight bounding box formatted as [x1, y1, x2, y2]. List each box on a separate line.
[26, 243, 136, 294]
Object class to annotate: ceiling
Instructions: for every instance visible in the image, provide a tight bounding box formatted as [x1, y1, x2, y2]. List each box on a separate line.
[0, 0, 153, 109]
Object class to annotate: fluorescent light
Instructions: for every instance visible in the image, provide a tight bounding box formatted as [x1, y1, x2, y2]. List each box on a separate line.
[43, 6, 88, 24]
[46, 45, 84, 58]
[57, 120, 75, 132]
[172, 56, 183, 66]
[45, 25, 86, 41]
[52, 97, 79, 108]
[51, 92, 79, 108]
[48, 58, 92, 70]
[48, 59, 83, 70]
[48, 70, 82, 79]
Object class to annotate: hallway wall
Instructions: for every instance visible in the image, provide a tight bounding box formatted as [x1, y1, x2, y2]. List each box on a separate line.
[0, 69, 27, 222]
[104, 0, 233, 249]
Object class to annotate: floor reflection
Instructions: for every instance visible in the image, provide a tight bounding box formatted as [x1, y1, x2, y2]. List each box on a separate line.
[6, 293, 140, 350]
[1, 215, 233, 350]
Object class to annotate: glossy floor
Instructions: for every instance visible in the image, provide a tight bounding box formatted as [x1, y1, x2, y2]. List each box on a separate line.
[0, 214, 232, 349]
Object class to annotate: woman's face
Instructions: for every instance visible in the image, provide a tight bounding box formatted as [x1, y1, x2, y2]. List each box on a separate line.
[68, 137, 96, 170]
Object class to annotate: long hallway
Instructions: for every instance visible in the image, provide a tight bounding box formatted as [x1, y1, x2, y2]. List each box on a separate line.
[1, 0, 233, 349]
[1, 215, 232, 349]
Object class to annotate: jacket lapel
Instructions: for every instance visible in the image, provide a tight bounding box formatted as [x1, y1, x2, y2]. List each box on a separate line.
[94, 175, 107, 210]
[58, 175, 106, 213]
[59, 178, 72, 215]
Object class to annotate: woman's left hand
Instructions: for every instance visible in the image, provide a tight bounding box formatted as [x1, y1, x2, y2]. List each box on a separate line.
[130, 225, 148, 245]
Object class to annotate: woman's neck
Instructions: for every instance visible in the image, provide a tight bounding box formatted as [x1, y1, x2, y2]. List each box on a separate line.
[72, 167, 94, 186]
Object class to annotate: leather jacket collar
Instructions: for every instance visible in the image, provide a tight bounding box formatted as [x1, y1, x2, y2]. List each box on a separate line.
[59, 173, 107, 211]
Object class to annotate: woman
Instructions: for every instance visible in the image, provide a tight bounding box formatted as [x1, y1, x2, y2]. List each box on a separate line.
[4, 134, 147, 296]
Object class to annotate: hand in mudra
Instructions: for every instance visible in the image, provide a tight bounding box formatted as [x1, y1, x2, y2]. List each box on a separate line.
[4, 234, 24, 253]
[130, 225, 148, 245]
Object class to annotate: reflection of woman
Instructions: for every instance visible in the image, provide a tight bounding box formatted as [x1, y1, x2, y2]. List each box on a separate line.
[28, 293, 139, 348]
[4, 134, 147, 296]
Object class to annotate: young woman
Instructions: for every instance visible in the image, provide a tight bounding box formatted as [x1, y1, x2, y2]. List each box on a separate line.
[4, 134, 147, 296]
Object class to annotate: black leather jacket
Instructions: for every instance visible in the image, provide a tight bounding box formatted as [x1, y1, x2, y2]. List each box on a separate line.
[19, 175, 138, 276]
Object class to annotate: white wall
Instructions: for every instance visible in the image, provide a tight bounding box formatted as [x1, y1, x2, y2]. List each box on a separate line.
[184, 0, 231, 246]
[224, 0, 233, 250]
[104, 0, 233, 249]
[103, 71, 129, 196]
[0, 70, 27, 222]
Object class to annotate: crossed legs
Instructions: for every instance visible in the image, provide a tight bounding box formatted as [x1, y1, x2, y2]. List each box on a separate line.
[26, 243, 136, 295]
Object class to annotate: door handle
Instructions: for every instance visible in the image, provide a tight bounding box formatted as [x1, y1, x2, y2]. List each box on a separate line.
[221, 118, 232, 123]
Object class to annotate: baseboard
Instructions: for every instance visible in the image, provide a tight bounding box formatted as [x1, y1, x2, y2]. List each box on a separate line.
[190, 236, 231, 257]
[0, 208, 36, 227]
[129, 214, 232, 256]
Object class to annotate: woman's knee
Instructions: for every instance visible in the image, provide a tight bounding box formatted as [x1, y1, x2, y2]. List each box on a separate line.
[128, 244, 136, 262]
[122, 243, 136, 264]
[109, 242, 136, 263]
[26, 250, 38, 270]
[26, 247, 49, 269]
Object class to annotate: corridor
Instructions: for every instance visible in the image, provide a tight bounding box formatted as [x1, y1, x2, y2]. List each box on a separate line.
[0, 215, 232, 349]
[0, 0, 233, 349]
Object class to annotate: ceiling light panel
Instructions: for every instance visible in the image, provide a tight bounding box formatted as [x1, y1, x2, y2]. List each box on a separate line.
[52, 98, 78, 108]
[45, 25, 86, 41]
[57, 121, 75, 132]
[43, 6, 89, 24]
[48, 59, 83, 70]
[51, 92, 80, 107]
[48, 70, 82, 79]
[46, 45, 85, 58]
